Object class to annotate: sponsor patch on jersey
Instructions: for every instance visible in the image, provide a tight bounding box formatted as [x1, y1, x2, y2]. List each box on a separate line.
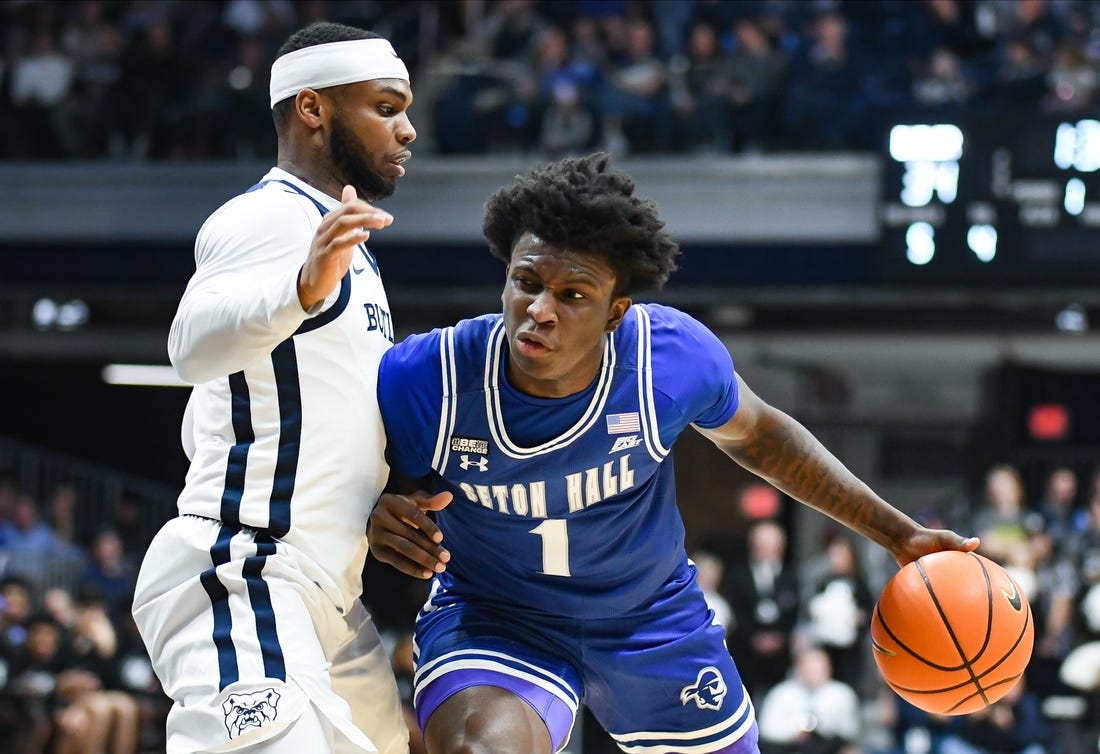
[450, 436, 490, 455]
[605, 412, 640, 434]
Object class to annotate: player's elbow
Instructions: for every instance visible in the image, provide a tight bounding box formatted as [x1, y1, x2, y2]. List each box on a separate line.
[168, 324, 217, 385]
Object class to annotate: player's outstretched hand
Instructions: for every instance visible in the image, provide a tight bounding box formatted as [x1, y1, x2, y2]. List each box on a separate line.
[298, 185, 394, 311]
[890, 527, 979, 568]
[369, 491, 452, 579]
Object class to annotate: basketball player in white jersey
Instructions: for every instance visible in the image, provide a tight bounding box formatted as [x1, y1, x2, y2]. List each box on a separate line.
[132, 22, 420, 754]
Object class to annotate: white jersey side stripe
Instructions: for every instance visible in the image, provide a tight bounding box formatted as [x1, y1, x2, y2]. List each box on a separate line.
[432, 327, 458, 472]
[635, 306, 669, 463]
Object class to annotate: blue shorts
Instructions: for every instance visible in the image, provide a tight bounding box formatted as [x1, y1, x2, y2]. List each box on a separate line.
[412, 560, 759, 753]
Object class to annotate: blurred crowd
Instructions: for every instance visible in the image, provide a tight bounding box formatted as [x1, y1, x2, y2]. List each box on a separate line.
[6, 459, 1100, 754]
[681, 462, 1100, 754]
[0, 479, 165, 754]
[2, 0, 1100, 160]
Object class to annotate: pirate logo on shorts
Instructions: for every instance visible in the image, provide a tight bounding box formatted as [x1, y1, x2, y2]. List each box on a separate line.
[223, 688, 281, 738]
[679, 666, 727, 711]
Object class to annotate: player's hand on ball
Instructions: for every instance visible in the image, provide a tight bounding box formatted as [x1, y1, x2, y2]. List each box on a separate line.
[369, 491, 452, 579]
[298, 185, 394, 311]
[890, 526, 979, 568]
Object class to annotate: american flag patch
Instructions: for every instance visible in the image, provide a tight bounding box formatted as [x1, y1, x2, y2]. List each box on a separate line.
[605, 412, 640, 434]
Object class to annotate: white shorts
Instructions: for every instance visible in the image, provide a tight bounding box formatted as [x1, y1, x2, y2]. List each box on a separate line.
[133, 515, 408, 754]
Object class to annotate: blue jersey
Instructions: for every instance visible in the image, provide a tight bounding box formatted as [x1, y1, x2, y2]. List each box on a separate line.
[378, 303, 738, 618]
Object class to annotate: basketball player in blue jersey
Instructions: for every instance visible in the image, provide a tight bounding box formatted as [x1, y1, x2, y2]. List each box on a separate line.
[132, 22, 416, 754]
[367, 153, 980, 754]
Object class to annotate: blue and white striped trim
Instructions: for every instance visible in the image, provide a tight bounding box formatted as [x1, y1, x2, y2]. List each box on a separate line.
[431, 326, 459, 472]
[634, 306, 670, 464]
[198, 528, 286, 692]
[413, 648, 580, 715]
[485, 320, 616, 459]
[611, 686, 756, 754]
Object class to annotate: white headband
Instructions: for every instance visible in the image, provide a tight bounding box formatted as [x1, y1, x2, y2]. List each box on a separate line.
[269, 38, 409, 108]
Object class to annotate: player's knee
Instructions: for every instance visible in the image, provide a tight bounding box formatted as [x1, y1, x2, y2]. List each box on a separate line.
[424, 704, 550, 754]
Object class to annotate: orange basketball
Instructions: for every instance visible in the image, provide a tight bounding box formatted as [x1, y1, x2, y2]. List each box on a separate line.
[870, 550, 1034, 715]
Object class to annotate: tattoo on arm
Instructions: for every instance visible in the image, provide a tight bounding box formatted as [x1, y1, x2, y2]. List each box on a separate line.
[721, 407, 910, 546]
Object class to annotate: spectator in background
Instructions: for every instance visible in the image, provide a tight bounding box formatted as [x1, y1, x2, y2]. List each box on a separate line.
[601, 16, 671, 154]
[0, 491, 86, 587]
[804, 531, 874, 693]
[971, 463, 1035, 564]
[535, 25, 598, 156]
[540, 76, 596, 156]
[722, 16, 789, 153]
[8, 612, 140, 754]
[721, 519, 801, 698]
[912, 46, 975, 112]
[1073, 492, 1100, 630]
[4, 613, 56, 754]
[872, 691, 964, 754]
[81, 530, 136, 626]
[692, 549, 733, 632]
[113, 19, 189, 159]
[669, 20, 731, 152]
[9, 28, 74, 159]
[937, 677, 1052, 754]
[0, 576, 33, 653]
[1037, 466, 1086, 557]
[990, 35, 1048, 111]
[781, 11, 870, 150]
[1042, 41, 1099, 114]
[1005, 529, 1078, 699]
[756, 643, 862, 754]
[45, 483, 81, 548]
[57, 0, 124, 158]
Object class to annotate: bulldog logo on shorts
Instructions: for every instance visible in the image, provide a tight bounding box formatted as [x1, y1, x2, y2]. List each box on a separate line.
[679, 666, 727, 711]
[223, 688, 281, 738]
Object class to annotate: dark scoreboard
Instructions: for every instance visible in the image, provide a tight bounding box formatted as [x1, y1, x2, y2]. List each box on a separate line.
[879, 114, 1100, 285]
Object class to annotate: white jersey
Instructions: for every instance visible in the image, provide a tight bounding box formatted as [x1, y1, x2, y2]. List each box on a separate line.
[169, 167, 393, 612]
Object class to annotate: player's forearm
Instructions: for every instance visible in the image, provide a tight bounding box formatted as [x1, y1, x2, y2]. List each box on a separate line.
[169, 269, 309, 383]
[721, 406, 918, 549]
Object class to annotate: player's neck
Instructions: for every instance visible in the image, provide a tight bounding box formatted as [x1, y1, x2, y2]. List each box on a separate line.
[276, 158, 342, 202]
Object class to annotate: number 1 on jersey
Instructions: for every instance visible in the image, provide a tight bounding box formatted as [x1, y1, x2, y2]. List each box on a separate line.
[530, 519, 570, 577]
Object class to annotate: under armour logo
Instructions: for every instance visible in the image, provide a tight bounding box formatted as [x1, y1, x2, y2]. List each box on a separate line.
[459, 455, 488, 472]
[680, 667, 727, 711]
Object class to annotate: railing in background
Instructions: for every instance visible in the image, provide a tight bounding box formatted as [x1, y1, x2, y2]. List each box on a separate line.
[0, 435, 178, 596]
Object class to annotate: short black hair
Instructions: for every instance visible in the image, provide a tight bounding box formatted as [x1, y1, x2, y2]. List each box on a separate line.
[271, 22, 382, 129]
[482, 153, 679, 295]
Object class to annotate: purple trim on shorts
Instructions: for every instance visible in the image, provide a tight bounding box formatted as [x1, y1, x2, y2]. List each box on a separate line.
[717, 720, 760, 754]
[416, 669, 574, 751]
